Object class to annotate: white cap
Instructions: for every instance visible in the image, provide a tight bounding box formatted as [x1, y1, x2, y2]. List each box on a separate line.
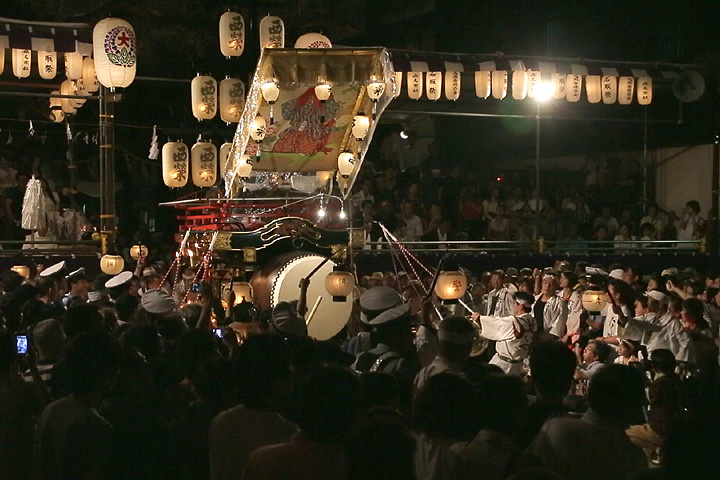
[39, 261, 67, 278]
[142, 267, 157, 276]
[609, 269, 625, 280]
[105, 271, 133, 289]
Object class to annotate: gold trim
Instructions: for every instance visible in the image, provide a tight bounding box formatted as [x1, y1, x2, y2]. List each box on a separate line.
[214, 232, 232, 251]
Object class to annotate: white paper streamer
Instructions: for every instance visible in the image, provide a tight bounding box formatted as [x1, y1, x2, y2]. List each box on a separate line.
[21, 176, 47, 231]
[148, 125, 159, 159]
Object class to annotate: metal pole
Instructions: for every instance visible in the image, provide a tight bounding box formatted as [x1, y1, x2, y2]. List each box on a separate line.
[643, 107, 648, 214]
[535, 102, 541, 238]
[99, 86, 116, 249]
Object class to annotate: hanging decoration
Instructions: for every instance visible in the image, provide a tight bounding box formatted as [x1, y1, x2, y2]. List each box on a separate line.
[426, 71, 442, 101]
[27, 121, 34, 138]
[445, 71, 461, 101]
[81, 57, 100, 93]
[12, 49, 32, 78]
[585, 75, 602, 103]
[566, 74, 582, 102]
[191, 75, 217, 120]
[250, 114, 266, 161]
[64, 52, 83, 80]
[366, 78, 386, 118]
[393, 71, 402, 98]
[351, 113, 370, 142]
[637, 77, 652, 105]
[618, 77, 634, 105]
[0, 48, 4, 75]
[325, 268, 354, 301]
[219, 77, 245, 123]
[601, 75, 617, 104]
[526, 70, 540, 98]
[434, 271, 469, 304]
[59, 80, 77, 115]
[259, 16, 285, 49]
[551, 73, 566, 99]
[192, 141, 218, 187]
[21, 175, 46, 231]
[260, 79, 280, 124]
[39, 51, 57, 80]
[491, 70, 507, 99]
[338, 151, 355, 178]
[511, 70, 528, 100]
[219, 142, 232, 170]
[100, 255, 124, 275]
[407, 72, 423, 100]
[295, 32, 332, 49]
[130, 244, 149, 260]
[219, 11, 245, 57]
[474, 71, 491, 99]
[236, 154, 253, 178]
[93, 17, 137, 89]
[148, 125, 159, 160]
[162, 141, 189, 188]
[49, 91, 64, 123]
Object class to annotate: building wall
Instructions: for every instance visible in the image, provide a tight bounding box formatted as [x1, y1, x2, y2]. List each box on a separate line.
[654, 144, 714, 217]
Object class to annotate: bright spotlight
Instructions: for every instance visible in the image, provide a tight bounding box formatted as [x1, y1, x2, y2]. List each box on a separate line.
[399, 130, 409, 139]
[317, 208, 326, 218]
[535, 83, 554, 101]
[339, 209, 347, 220]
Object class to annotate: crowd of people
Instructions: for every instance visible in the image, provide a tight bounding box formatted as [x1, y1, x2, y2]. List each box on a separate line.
[1, 252, 719, 480]
[353, 138, 707, 250]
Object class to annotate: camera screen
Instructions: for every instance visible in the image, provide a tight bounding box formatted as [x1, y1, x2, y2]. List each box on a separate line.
[16, 335, 28, 355]
[212, 328, 223, 339]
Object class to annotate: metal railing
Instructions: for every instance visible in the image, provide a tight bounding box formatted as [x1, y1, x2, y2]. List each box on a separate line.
[358, 238, 706, 254]
[0, 240, 101, 258]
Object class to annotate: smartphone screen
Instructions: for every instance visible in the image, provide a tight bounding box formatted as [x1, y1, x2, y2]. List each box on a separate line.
[212, 328, 223, 339]
[191, 283, 202, 293]
[16, 335, 28, 355]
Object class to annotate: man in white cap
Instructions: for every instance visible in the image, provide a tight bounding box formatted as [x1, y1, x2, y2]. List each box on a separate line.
[475, 291, 537, 375]
[413, 315, 474, 398]
[105, 271, 133, 303]
[140, 289, 177, 317]
[623, 290, 668, 345]
[346, 286, 402, 356]
[39, 261, 68, 309]
[63, 268, 90, 308]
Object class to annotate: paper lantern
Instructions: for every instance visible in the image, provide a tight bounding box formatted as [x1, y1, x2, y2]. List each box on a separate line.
[70, 81, 87, 108]
[39, 51, 57, 79]
[534, 83, 554, 101]
[49, 90, 64, 123]
[367, 79, 386, 118]
[64, 52, 83, 80]
[261, 79, 280, 124]
[637, 76, 652, 105]
[191, 142, 218, 187]
[11, 265, 30, 279]
[601, 76, 617, 104]
[511, 70, 528, 100]
[191, 75, 217, 120]
[0, 49, 4, 75]
[295, 32, 332, 49]
[566, 74, 582, 102]
[325, 268, 354, 301]
[426, 72, 442, 101]
[552, 73, 566, 99]
[81, 57, 100, 93]
[130, 244, 149, 260]
[338, 151, 355, 178]
[618, 77, 634, 105]
[351, 114, 370, 141]
[408, 72, 423, 100]
[93, 17, 137, 89]
[316, 170, 333, 183]
[491, 70, 507, 99]
[219, 142, 233, 171]
[236, 154, 253, 178]
[162, 141, 189, 188]
[219, 77, 244, 123]
[250, 114, 266, 160]
[445, 71, 461, 101]
[526, 70, 540, 98]
[315, 83, 332, 102]
[434, 271, 468, 303]
[259, 16, 284, 49]
[582, 290, 609, 312]
[12, 49, 31, 78]
[586, 75, 602, 103]
[100, 255, 124, 275]
[222, 280, 253, 305]
[393, 71, 402, 98]
[59, 80, 77, 114]
[336, 171, 350, 191]
[474, 71, 491, 99]
[219, 11, 245, 57]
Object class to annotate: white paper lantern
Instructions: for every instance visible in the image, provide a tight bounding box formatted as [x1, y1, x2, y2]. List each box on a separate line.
[250, 114, 267, 142]
[426, 72, 442, 101]
[585, 75, 602, 103]
[445, 71, 461, 101]
[314, 83, 332, 102]
[130, 244, 149, 260]
[393, 71, 402, 98]
[511, 70, 528, 100]
[219, 142, 233, 171]
[10, 265, 30, 279]
[219, 77, 244, 123]
[12, 49, 31, 78]
[191, 75, 217, 120]
[325, 269, 354, 301]
[259, 16, 284, 49]
[162, 142, 189, 188]
[49, 90, 64, 123]
[0, 49, 4, 75]
[93, 17, 137, 89]
[70, 81, 86, 108]
[59, 80, 77, 114]
[191, 142, 217, 187]
[474, 71, 491, 99]
[367, 80, 385, 100]
[39, 51, 57, 79]
[295, 32, 332, 49]
[352, 114, 370, 141]
[338, 151, 355, 178]
[582, 290, 609, 312]
[526, 70, 540, 98]
[566, 74, 582, 102]
[64, 52, 83, 80]
[601, 76, 617, 104]
[81, 57, 99, 93]
[219, 11, 245, 57]
[618, 77, 634, 105]
[637, 76, 652, 105]
[552, 73, 566, 99]
[407, 72, 423, 100]
[261, 79, 280, 124]
[434, 271, 468, 303]
[236, 154, 253, 178]
[100, 255, 124, 275]
[491, 70, 507, 99]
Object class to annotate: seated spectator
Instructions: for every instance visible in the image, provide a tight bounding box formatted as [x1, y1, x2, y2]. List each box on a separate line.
[614, 222, 637, 253]
[593, 224, 612, 251]
[482, 186, 501, 223]
[678, 200, 703, 244]
[397, 201, 424, 241]
[528, 365, 648, 480]
[593, 206, 619, 237]
[487, 204, 510, 240]
[640, 204, 666, 240]
[573, 339, 610, 385]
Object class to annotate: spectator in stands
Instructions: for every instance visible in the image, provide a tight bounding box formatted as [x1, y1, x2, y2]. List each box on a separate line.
[640, 204, 666, 239]
[482, 186, 501, 223]
[487, 204, 510, 240]
[398, 201, 424, 242]
[593, 206, 619, 237]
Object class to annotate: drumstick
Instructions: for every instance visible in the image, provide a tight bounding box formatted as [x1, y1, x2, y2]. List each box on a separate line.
[306, 296, 323, 326]
[458, 298, 475, 315]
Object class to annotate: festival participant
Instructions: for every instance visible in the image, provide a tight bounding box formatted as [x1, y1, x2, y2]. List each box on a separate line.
[597, 279, 635, 355]
[646, 294, 695, 364]
[559, 271, 583, 345]
[533, 273, 568, 340]
[484, 270, 515, 317]
[614, 338, 642, 366]
[346, 286, 402, 356]
[475, 291, 537, 375]
[573, 340, 610, 383]
[63, 268, 90, 307]
[22, 319, 65, 390]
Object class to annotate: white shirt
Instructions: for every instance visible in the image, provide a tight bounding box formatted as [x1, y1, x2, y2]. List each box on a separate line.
[602, 304, 630, 338]
[646, 315, 695, 363]
[564, 290, 583, 339]
[485, 287, 515, 318]
[413, 356, 465, 399]
[535, 294, 569, 338]
[479, 312, 536, 375]
[399, 214, 423, 241]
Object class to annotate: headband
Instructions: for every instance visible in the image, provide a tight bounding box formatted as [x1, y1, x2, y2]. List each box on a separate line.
[438, 329, 476, 344]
